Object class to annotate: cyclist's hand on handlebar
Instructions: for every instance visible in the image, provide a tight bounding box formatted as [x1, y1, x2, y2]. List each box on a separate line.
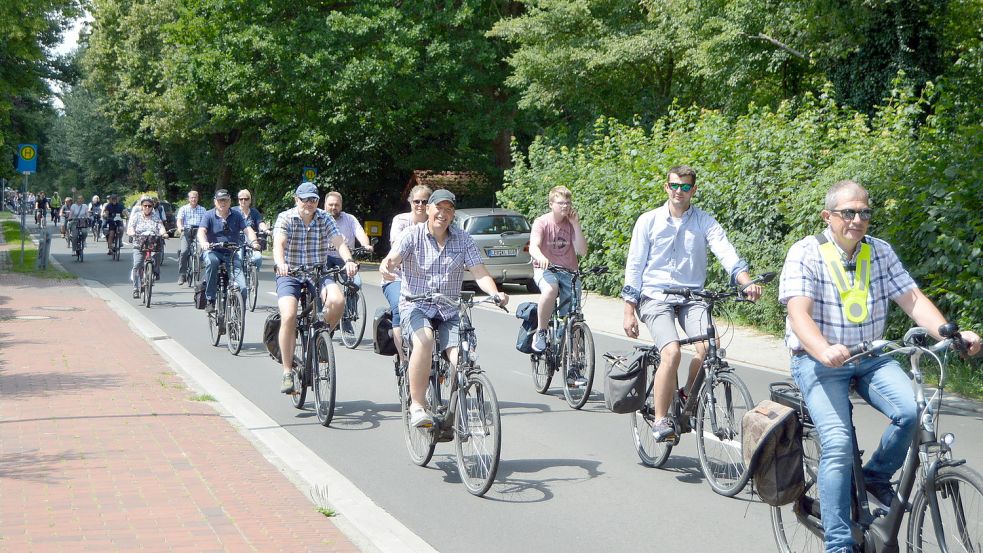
[493, 292, 510, 308]
[275, 262, 289, 277]
[344, 260, 358, 278]
[959, 330, 981, 357]
[820, 344, 852, 368]
[742, 283, 762, 302]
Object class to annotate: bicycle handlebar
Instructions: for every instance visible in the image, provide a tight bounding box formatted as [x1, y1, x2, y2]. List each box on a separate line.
[843, 323, 967, 365]
[546, 264, 609, 277]
[404, 291, 509, 313]
[661, 272, 776, 302]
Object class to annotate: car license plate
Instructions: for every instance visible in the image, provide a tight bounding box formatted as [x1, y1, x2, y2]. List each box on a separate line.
[487, 248, 517, 258]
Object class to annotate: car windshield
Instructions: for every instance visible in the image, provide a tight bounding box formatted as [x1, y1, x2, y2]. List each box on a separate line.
[465, 215, 530, 235]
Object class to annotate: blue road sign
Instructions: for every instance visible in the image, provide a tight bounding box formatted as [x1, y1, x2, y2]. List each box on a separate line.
[17, 144, 38, 174]
[302, 166, 317, 182]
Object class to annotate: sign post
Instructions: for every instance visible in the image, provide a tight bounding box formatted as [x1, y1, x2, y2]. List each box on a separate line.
[17, 144, 38, 260]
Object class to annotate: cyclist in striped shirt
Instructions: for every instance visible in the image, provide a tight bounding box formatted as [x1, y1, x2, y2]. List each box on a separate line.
[176, 190, 207, 285]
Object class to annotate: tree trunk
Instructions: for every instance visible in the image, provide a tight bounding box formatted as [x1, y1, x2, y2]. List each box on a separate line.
[211, 129, 241, 191]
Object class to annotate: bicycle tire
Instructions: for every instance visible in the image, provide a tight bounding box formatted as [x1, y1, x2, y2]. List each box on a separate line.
[189, 250, 201, 287]
[907, 463, 983, 553]
[143, 259, 154, 308]
[562, 321, 595, 410]
[226, 290, 244, 355]
[312, 330, 337, 427]
[340, 288, 366, 349]
[770, 427, 823, 553]
[696, 370, 755, 497]
[291, 329, 308, 409]
[630, 391, 673, 468]
[455, 371, 502, 497]
[248, 263, 259, 311]
[531, 327, 554, 393]
[402, 373, 436, 466]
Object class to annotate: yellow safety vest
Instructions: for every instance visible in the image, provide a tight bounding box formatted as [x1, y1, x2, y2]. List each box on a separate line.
[816, 234, 871, 324]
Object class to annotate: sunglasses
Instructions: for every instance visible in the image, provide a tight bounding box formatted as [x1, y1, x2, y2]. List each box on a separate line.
[300, 197, 319, 204]
[668, 182, 694, 192]
[830, 208, 873, 221]
[238, 197, 250, 201]
[412, 199, 428, 205]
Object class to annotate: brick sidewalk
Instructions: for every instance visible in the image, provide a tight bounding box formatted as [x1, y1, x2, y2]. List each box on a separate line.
[0, 273, 360, 552]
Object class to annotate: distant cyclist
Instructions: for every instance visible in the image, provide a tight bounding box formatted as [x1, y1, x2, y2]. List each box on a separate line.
[323, 191, 374, 295]
[34, 192, 49, 226]
[49, 192, 61, 223]
[102, 194, 127, 254]
[232, 189, 268, 270]
[127, 196, 168, 298]
[176, 190, 207, 285]
[196, 189, 261, 313]
[89, 195, 103, 236]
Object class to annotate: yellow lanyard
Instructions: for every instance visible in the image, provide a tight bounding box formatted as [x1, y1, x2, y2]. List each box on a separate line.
[817, 235, 871, 323]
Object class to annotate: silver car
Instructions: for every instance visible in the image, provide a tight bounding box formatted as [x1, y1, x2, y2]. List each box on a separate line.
[454, 208, 537, 292]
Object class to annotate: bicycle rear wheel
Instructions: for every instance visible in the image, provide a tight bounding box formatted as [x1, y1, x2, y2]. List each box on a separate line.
[312, 330, 337, 427]
[291, 329, 308, 409]
[562, 321, 595, 410]
[907, 464, 983, 553]
[143, 259, 154, 308]
[208, 290, 223, 346]
[696, 370, 755, 496]
[340, 289, 366, 348]
[226, 289, 245, 355]
[402, 375, 436, 466]
[770, 428, 823, 552]
[189, 249, 201, 286]
[630, 391, 673, 468]
[455, 371, 502, 496]
[248, 263, 259, 311]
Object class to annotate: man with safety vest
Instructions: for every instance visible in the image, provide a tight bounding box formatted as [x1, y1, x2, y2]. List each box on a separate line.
[778, 179, 980, 553]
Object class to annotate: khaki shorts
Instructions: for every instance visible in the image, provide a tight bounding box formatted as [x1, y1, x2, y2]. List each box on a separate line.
[638, 298, 709, 352]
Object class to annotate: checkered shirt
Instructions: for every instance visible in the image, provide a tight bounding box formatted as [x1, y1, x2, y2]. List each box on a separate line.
[326, 212, 361, 260]
[273, 207, 340, 267]
[779, 230, 916, 353]
[177, 204, 207, 228]
[396, 222, 482, 320]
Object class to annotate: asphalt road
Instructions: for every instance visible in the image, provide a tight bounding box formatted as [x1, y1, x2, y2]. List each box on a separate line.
[40, 228, 983, 553]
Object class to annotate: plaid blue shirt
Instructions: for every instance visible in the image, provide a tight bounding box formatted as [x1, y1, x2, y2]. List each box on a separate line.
[396, 222, 482, 320]
[177, 204, 207, 228]
[273, 207, 340, 267]
[779, 230, 916, 353]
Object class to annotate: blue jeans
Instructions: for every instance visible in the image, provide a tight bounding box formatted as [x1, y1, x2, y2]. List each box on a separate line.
[203, 249, 246, 302]
[533, 268, 581, 316]
[791, 354, 917, 552]
[325, 256, 361, 311]
[235, 247, 263, 270]
[382, 280, 401, 326]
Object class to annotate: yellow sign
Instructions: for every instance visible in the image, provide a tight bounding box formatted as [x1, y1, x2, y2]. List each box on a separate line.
[364, 220, 383, 237]
[19, 145, 37, 161]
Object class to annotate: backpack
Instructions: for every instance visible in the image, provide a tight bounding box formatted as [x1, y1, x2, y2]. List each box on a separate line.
[263, 311, 282, 362]
[742, 399, 805, 506]
[602, 350, 649, 413]
[514, 301, 538, 354]
[193, 281, 207, 310]
[372, 307, 397, 356]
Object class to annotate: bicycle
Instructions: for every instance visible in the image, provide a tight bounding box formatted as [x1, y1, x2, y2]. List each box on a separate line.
[285, 264, 346, 427]
[135, 233, 164, 308]
[242, 230, 268, 312]
[770, 323, 983, 553]
[399, 291, 507, 496]
[530, 264, 608, 409]
[185, 226, 203, 287]
[91, 213, 102, 242]
[621, 272, 775, 497]
[205, 242, 247, 355]
[337, 246, 372, 349]
[68, 218, 89, 262]
[106, 215, 124, 261]
[34, 208, 45, 228]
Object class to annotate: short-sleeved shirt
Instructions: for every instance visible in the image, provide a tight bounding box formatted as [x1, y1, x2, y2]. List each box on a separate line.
[233, 206, 262, 233]
[200, 209, 249, 248]
[177, 203, 207, 228]
[778, 230, 917, 353]
[531, 213, 578, 270]
[89, 202, 102, 217]
[273, 207, 341, 267]
[36, 198, 50, 210]
[127, 212, 165, 236]
[103, 203, 126, 220]
[68, 204, 88, 220]
[396, 222, 483, 320]
[386, 212, 417, 281]
[326, 212, 361, 260]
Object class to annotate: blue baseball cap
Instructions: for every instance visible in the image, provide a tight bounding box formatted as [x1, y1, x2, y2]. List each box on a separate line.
[295, 182, 319, 200]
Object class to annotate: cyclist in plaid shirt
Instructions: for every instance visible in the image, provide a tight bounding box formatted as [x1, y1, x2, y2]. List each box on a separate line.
[272, 182, 359, 394]
[379, 189, 509, 427]
[176, 191, 208, 285]
[779, 179, 980, 553]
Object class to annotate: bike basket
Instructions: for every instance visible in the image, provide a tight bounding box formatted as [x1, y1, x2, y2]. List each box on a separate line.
[137, 235, 164, 252]
[603, 350, 648, 414]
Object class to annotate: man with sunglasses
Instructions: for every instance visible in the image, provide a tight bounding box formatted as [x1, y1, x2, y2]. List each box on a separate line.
[622, 165, 760, 442]
[272, 182, 359, 394]
[779, 180, 980, 553]
[197, 189, 261, 313]
[233, 189, 268, 270]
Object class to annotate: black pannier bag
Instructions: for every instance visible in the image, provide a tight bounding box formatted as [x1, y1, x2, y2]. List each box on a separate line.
[514, 301, 538, 354]
[263, 311, 282, 362]
[602, 350, 648, 413]
[373, 307, 398, 356]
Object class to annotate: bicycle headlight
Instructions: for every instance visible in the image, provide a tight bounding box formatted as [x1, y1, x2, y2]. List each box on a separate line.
[941, 433, 955, 447]
[718, 348, 726, 359]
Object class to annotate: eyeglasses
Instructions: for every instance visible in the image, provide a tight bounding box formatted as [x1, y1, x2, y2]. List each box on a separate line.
[299, 197, 318, 204]
[552, 201, 571, 206]
[831, 208, 873, 221]
[141, 204, 153, 208]
[668, 182, 694, 192]
[238, 197, 250, 201]
[412, 199, 428, 205]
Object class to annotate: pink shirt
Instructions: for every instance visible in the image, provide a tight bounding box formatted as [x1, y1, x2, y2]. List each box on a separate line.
[531, 213, 578, 270]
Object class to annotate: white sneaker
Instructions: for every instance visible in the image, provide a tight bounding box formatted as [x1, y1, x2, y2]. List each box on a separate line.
[531, 330, 548, 353]
[409, 404, 433, 428]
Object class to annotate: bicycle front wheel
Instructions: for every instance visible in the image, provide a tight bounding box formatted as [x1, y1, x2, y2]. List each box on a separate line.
[907, 464, 983, 553]
[771, 427, 824, 553]
[531, 351, 553, 394]
[312, 330, 337, 427]
[455, 371, 502, 496]
[189, 251, 201, 286]
[248, 264, 259, 311]
[401, 374, 435, 466]
[340, 289, 366, 349]
[226, 290, 245, 355]
[562, 321, 595, 410]
[143, 260, 154, 308]
[630, 391, 672, 468]
[696, 370, 755, 497]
